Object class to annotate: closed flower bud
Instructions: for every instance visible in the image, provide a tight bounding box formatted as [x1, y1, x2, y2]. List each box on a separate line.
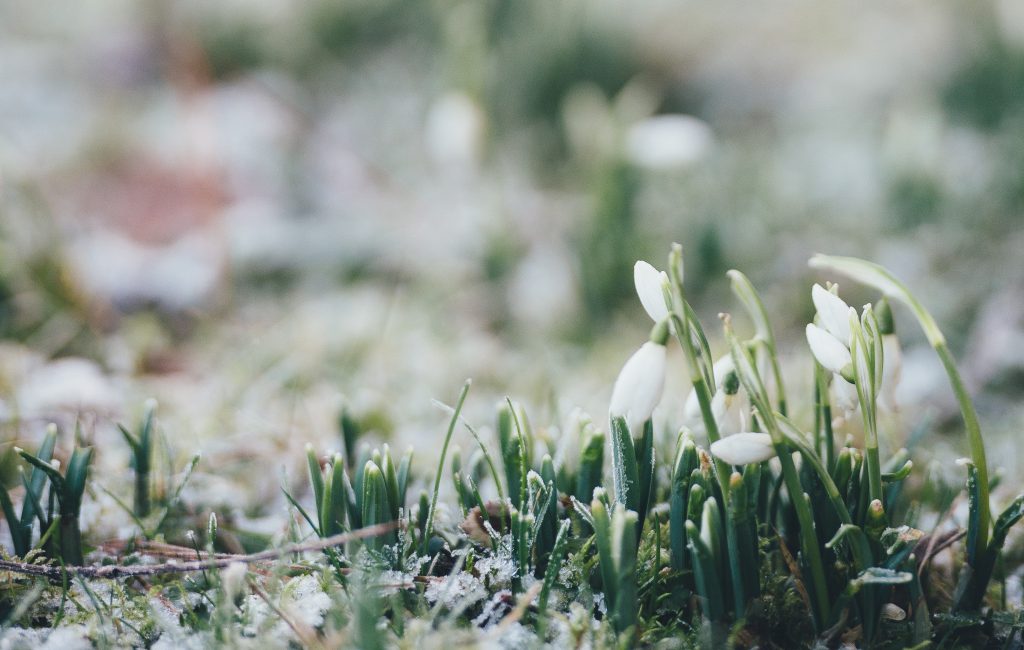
[634, 260, 671, 322]
[609, 341, 667, 435]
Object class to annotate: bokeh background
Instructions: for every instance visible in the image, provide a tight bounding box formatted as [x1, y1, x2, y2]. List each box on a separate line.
[2, 1, 1024, 532]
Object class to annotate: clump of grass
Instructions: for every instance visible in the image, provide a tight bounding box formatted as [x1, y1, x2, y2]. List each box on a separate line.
[0, 246, 1022, 648]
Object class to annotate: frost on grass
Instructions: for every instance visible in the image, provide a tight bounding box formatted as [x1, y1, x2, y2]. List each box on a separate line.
[473, 535, 518, 589]
[240, 574, 332, 642]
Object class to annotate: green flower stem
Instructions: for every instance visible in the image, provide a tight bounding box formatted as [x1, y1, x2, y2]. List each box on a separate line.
[813, 364, 835, 470]
[776, 415, 852, 526]
[851, 312, 884, 507]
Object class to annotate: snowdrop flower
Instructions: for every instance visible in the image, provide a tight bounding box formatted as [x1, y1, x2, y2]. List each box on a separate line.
[806, 284, 857, 379]
[710, 432, 775, 466]
[711, 386, 749, 436]
[609, 324, 669, 434]
[633, 260, 670, 322]
[683, 355, 744, 433]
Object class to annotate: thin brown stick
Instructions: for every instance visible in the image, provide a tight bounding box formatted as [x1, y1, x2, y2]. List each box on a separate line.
[0, 523, 396, 580]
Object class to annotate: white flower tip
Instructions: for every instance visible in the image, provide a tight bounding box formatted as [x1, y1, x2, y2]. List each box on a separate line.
[709, 432, 775, 466]
[634, 261, 670, 322]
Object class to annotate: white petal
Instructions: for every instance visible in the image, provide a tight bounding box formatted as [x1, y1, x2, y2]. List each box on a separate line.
[812, 284, 853, 344]
[712, 390, 747, 436]
[711, 354, 735, 388]
[806, 323, 853, 374]
[683, 354, 738, 433]
[634, 261, 670, 322]
[609, 342, 667, 434]
[710, 432, 775, 466]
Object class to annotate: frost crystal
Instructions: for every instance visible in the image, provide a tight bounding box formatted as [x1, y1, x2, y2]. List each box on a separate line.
[425, 571, 486, 609]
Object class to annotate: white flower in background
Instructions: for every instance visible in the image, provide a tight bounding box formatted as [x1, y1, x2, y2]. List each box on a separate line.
[69, 229, 221, 311]
[15, 357, 119, 417]
[710, 432, 775, 466]
[425, 91, 486, 168]
[633, 260, 670, 322]
[625, 114, 713, 170]
[609, 341, 667, 434]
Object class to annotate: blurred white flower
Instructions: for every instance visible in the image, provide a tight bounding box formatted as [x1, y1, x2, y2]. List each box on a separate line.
[806, 323, 853, 375]
[710, 432, 775, 466]
[425, 91, 486, 168]
[625, 114, 713, 170]
[633, 260, 670, 322]
[69, 230, 221, 310]
[609, 341, 667, 434]
[16, 357, 119, 417]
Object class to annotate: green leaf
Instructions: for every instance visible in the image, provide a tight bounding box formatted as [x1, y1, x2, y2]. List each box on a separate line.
[591, 495, 618, 611]
[306, 445, 324, 516]
[576, 428, 604, 504]
[538, 518, 571, 632]
[396, 447, 413, 511]
[609, 416, 639, 513]
[62, 447, 93, 516]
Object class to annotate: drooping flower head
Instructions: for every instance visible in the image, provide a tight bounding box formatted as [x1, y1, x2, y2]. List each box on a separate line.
[633, 260, 670, 323]
[609, 320, 669, 434]
[806, 283, 856, 379]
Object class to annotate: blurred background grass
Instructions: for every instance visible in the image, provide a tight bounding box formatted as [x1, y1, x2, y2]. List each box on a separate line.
[1, 1, 1023, 487]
